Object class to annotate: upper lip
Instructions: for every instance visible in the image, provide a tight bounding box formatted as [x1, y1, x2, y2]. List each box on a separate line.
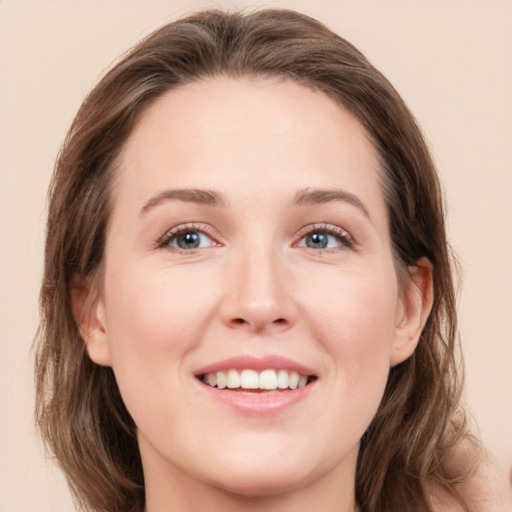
[195, 355, 317, 377]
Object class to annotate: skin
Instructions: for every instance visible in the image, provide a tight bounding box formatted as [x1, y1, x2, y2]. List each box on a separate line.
[80, 77, 433, 512]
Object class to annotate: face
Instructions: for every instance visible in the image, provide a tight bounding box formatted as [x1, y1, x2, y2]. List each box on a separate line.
[84, 78, 427, 503]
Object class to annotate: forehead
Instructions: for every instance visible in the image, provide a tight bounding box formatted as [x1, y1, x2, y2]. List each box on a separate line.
[114, 77, 386, 222]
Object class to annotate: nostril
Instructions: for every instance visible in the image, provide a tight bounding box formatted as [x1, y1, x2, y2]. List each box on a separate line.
[226, 314, 292, 332]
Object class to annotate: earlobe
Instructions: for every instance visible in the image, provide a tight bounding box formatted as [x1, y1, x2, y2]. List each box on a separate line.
[390, 257, 434, 367]
[70, 275, 113, 367]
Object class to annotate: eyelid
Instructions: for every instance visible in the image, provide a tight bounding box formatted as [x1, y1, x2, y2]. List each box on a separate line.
[294, 223, 356, 250]
[156, 223, 222, 251]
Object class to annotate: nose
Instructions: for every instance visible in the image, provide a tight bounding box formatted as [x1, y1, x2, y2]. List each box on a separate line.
[220, 246, 297, 334]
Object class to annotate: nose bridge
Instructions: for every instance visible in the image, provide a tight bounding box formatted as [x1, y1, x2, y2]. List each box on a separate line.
[222, 237, 296, 333]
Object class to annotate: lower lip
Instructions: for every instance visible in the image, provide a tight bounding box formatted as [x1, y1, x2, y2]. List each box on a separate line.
[197, 380, 316, 415]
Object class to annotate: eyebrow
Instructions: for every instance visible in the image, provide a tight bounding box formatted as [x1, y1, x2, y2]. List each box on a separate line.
[140, 188, 227, 214]
[292, 187, 370, 219]
[140, 186, 370, 219]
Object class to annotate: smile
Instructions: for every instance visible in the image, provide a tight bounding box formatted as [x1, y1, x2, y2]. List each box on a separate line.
[194, 355, 318, 413]
[200, 369, 316, 391]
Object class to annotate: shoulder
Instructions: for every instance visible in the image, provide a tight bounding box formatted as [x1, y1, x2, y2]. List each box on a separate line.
[430, 460, 512, 512]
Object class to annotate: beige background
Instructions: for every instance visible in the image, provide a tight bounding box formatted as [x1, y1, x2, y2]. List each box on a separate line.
[1, 1, 511, 510]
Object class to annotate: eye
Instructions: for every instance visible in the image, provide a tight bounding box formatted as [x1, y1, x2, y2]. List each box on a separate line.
[296, 224, 354, 251]
[172, 231, 210, 249]
[157, 224, 220, 252]
[303, 232, 336, 249]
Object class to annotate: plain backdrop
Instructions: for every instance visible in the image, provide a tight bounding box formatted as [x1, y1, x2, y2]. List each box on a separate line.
[1, 1, 511, 510]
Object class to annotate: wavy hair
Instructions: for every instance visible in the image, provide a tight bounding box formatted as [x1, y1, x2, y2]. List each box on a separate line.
[35, 9, 482, 512]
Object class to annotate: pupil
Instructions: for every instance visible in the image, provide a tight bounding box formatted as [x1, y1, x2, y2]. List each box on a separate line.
[308, 232, 327, 248]
[178, 232, 200, 249]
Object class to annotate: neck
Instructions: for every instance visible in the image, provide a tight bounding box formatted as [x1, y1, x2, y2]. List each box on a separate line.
[142, 445, 359, 512]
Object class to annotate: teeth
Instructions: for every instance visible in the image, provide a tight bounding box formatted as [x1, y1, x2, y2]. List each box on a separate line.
[289, 371, 300, 390]
[240, 369, 259, 389]
[277, 369, 289, 389]
[227, 369, 241, 389]
[207, 373, 217, 387]
[216, 371, 227, 389]
[259, 369, 277, 390]
[201, 369, 313, 390]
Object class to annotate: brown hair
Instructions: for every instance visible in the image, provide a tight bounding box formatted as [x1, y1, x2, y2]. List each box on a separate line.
[35, 9, 482, 512]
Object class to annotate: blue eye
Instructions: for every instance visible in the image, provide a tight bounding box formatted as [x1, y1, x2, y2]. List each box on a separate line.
[297, 225, 354, 251]
[174, 231, 203, 249]
[159, 225, 218, 251]
[305, 232, 332, 249]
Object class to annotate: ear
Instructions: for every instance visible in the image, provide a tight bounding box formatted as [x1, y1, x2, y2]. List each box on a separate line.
[390, 257, 434, 367]
[70, 275, 113, 367]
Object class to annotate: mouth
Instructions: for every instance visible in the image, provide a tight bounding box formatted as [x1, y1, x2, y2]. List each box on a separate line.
[194, 355, 318, 413]
[197, 368, 318, 392]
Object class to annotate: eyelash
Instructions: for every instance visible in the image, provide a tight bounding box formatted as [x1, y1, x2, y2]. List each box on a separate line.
[294, 223, 355, 251]
[156, 223, 220, 253]
[156, 223, 355, 253]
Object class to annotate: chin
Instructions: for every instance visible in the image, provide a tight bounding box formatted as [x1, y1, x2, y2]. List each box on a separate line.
[213, 468, 312, 498]
[200, 451, 321, 498]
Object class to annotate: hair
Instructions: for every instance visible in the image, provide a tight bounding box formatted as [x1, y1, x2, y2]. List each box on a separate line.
[35, 8, 483, 512]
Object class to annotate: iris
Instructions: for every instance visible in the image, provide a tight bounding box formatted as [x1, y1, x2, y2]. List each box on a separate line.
[177, 232, 201, 249]
[306, 232, 329, 249]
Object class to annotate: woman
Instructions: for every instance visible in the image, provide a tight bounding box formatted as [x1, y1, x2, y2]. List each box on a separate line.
[35, 8, 489, 512]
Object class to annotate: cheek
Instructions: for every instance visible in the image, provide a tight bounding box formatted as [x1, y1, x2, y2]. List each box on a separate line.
[305, 266, 398, 394]
[101, 261, 221, 405]
[286, 268, 399, 472]
[99, 261, 227, 455]
[105, 261, 219, 352]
